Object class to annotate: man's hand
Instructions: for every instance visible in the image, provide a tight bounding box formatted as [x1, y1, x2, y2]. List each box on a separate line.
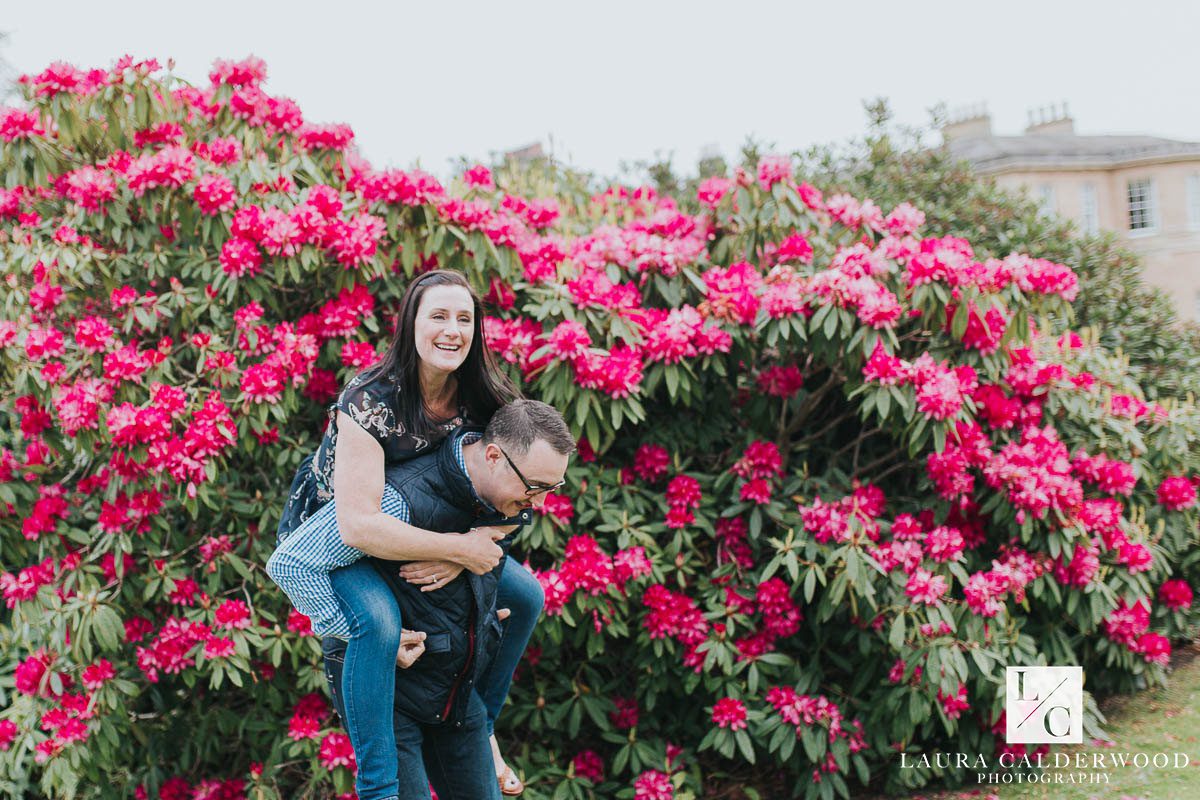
[497, 608, 511, 622]
[453, 527, 508, 575]
[395, 629, 426, 669]
[399, 560, 465, 592]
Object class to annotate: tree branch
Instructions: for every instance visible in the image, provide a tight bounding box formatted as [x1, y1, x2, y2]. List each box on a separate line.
[783, 367, 846, 439]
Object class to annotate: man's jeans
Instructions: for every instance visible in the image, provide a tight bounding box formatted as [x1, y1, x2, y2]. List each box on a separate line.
[326, 556, 545, 799]
[323, 640, 500, 800]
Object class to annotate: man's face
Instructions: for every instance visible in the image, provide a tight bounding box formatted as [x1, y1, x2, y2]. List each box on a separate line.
[482, 438, 569, 517]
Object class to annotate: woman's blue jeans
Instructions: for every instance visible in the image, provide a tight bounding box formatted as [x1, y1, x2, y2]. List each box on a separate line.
[329, 559, 402, 800]
[328, 554, 545, 800]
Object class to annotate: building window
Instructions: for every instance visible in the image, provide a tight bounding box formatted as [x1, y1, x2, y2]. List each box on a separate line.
[1127, 178, 1156, 232]
[1188, 174, 1200, 230]
[1036, 184, 1056, 217]
[1079, 183, 1099, 233]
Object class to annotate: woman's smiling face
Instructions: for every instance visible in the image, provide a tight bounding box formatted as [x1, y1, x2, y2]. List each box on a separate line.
[413, 284, 475, 375]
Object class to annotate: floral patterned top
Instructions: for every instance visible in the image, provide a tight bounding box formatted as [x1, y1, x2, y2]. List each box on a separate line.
[277, 370, 469, 542]
[312, 370, 468, 502]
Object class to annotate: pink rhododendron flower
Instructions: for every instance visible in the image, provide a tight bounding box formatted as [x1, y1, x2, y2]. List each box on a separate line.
[126, 146, 195, 195]
[937, 684, 970, 719]
[1156, 476, 1197, 510]
[862, 342, 905, 386]
[910, 355, 975, 420]
[697, 176, 732, 208]
[1072, 452, 1137, 495]
[1109, 394, 1149, 419]
[963, 571, 1008, 617]
[572, 750, 605, 783]
[1117, 541, 1153, 573]
[885, 202, 926, 236]
[800, 486, 885, 545]
[610, 696, 639, 729]
[1053, 537, 1100, 588]
[702, 261, 762, 324]
[775, 232, 814, 264]
[731, 441, 783, 480]
[1, 107, 46, 141]
[213, 599, 251, 630]
[1103, 597, 1150, 647]
[318, 731, 356, 771]
[633, 444, 670, 483]
[58, 166, 117, 212]
[81, 659, 116, 690]
[665, 475, 702, 510]
[73, 316, 115, 353]
[193, 173, 237, 215]
[538, 492, 574, 523]
[633, 770, 673, 800]
[984, 425, 1083, 521]
[203, 637, 236, 659]
[757, 365, 804, 398]
[905, 569, 948, 605]
[613, 547, 653, 584]
[24, 325, 66, 361]
[739, 478, 771, 504]
[286, 609, 314, 636]
[756, 155, 792, 191]
[711, 697, 748, 730]
[547, 320, 592, 361]
[572, 345, 644, 398]
[296, 123, 355, 152]
[462, 164, 494, 190]
[340, 341, 378, 369]
[219, 238, 263, 278]
[1158, 579, 1193, 610]
[1135, 632, 1171, 665]
[196, 136, 243, 165]
[209, 56, 267, 87]
[925, 525, 966, 563]
[642, 584, 709, 656]
[0, 719, 17, 750]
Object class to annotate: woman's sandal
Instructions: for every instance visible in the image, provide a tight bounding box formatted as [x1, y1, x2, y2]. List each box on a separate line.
[498, 765, 525, 796]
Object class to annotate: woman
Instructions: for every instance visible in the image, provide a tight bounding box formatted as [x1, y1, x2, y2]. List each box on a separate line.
[274, 269, 540, 798]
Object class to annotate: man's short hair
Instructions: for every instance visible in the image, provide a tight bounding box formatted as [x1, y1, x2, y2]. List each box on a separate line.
[482, 399, 575, 457]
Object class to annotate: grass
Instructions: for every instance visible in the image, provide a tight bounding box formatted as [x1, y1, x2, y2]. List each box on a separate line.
[904, 642, 1200, 800]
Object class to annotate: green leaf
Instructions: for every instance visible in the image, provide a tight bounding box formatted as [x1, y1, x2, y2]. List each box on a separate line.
[889, 613, 906, 650]
[93, 605, 124, 651]
[735, 729, 756, 764]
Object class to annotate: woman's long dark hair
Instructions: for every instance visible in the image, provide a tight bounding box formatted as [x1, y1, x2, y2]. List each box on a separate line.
[360, 269, 521, 437]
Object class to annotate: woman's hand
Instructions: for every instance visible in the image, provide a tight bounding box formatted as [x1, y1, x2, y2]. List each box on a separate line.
[396, 629, 426, 668]
[399, 560, 466, 592]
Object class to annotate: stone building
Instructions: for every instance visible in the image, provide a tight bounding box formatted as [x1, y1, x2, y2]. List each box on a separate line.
[944, 104, 1200, 323]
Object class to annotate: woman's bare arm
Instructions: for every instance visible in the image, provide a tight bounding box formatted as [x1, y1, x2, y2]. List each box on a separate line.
[333, 412, 504, 574]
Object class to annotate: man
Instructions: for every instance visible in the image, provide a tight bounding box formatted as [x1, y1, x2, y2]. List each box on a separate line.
[320, 399, 573, 799]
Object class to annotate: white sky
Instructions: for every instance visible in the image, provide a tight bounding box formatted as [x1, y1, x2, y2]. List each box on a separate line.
[4, 0, 1198, 180]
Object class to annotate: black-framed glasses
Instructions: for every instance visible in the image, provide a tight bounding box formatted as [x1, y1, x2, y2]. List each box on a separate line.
[498, 446, 566, 496]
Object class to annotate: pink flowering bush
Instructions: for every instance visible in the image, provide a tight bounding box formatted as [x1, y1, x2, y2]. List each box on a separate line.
[2, 56, 1199, 800]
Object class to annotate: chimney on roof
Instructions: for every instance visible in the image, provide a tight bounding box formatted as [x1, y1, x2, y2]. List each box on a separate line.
[503, 142, 546, 164]
[941, 103, 992, 144]
[1025, 102, 1075, 135]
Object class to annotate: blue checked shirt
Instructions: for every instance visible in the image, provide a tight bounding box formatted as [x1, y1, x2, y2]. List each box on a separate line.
[267, 432, 483, 639]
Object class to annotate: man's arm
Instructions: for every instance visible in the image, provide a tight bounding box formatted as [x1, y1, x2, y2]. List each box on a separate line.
[333, 412, 505, 574]
[265, 507, 354, 639]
